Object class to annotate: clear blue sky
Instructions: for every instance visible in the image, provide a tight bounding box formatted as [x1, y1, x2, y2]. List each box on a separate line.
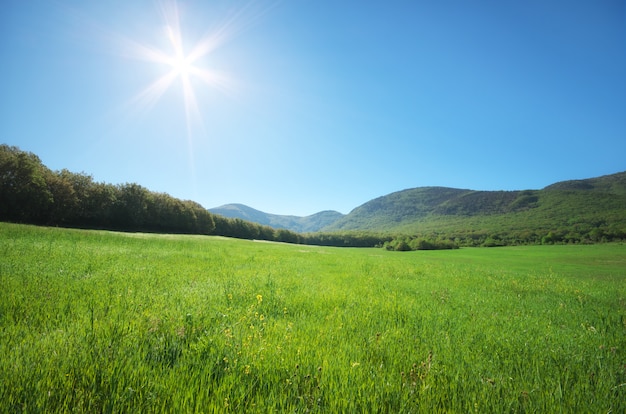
[2, 0, 625, 216]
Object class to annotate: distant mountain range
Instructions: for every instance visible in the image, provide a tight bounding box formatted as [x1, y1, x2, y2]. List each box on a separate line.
[5, 143, 622, 246]
[210, 171, 626, 239]
[208, 204, 344, 233]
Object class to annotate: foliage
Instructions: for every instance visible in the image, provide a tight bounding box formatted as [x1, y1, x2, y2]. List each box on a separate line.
[2, 144, 625, 248]
[544, 171, 626, 194]
[1, 223, 624, 412]
[301, 231, 391, 248]
[0, 145, 52, 223]
[384, 236, 459, 251]
[324, 175, 626, 246]
[0, 145, 217, 235]
[0, 145, 432, 249]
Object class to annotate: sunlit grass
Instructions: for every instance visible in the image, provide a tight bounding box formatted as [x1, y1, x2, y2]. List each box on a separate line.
[1, 223, 624, 412]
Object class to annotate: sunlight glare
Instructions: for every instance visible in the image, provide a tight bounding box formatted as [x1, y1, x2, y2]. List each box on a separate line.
[109, 0, 273, 196]
[122, 0, 241, 126]
[165, 25, 191, 76]
[116, 0, 277, 121]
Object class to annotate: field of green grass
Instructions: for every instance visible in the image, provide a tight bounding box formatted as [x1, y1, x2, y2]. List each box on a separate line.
[1, 223, 624, 412]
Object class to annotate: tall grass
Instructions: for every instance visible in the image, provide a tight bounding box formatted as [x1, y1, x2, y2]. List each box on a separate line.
[1, 223, 624, 412]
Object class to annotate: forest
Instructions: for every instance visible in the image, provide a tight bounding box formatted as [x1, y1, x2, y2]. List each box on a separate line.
[2, 144, 624, 250]
[0, 145, 397, 248]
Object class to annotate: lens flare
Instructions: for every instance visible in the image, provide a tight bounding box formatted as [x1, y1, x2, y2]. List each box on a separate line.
[115, 0, 245, 193]
[83, 0, 277, 195]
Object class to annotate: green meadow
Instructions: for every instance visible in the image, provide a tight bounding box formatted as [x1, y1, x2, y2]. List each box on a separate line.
[1, 223, 624, 413]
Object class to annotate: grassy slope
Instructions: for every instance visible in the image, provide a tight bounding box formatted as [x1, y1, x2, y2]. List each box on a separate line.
[1, 223, 625, 412]
[392, 189, 626, 235]
[324, 172, 626, 240]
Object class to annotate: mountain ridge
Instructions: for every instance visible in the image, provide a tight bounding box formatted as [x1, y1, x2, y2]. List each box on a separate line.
[3, 144, 623, 246]
[322, 171, 626, 239]
[209, 203, 344, 233]
[211, 171, 626, 241]
[543, 171, 626, 194]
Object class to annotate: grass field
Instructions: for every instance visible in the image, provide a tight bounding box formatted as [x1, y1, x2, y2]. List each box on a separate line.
[1, 223, 625, 412]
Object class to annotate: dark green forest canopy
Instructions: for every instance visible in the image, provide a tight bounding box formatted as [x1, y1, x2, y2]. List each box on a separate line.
[0, 145, 377, 247]
[1, 144, 625, 248]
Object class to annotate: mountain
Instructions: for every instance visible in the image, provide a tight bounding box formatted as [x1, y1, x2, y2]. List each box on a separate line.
[543, 171, 626, 194]
[5, 143, 621, 246]
[211, 171, 625, 245]
[209, 204, 344, 233]
[321, 171, 626, 243]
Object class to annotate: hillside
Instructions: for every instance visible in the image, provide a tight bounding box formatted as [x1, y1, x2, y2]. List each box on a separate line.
[209, 204, 344, 233]
[543, 171, 626, 194]
[2, 144, 624, 246]
[322, 171, 626, 244]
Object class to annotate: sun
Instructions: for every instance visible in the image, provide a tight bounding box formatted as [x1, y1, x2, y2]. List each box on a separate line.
[122, 0, 236, 129]
[109, 0, 244, 197]
[167, 48, 190, 77]
[116, 0, 276, 125]
[164, 25, 194, 77]
[169, 53, 192, 77]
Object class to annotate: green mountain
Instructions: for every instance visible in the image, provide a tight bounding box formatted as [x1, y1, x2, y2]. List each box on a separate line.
[543, 172, 626, 194]
[208, 172, 625, 246]
[322, 171, 626, 244]
[209, 203, 344, 233]
[4, 143, 623, 246]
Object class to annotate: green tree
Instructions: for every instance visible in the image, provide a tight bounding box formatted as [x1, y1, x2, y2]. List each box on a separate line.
[45, 169, 78, 224]
[114, 183, 151, 230]
[275, 228, 300, 244]
[84, 182, 117, 227]
[0, 145, 52, 223]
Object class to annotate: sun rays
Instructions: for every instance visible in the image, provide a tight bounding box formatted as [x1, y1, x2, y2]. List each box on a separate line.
[106, 0, 255, 196]
[97, 0, 279, 137]
[59, 0, 278, 198]
[124, 0, 234, 135]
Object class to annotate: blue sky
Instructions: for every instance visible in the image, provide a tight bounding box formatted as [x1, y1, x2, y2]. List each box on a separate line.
[2, 0, 625, 216]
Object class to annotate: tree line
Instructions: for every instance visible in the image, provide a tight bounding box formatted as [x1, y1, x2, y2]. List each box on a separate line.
[1, 145, 212, 233]
[6, 145, 622, 249]
[1, 145, 416, 248]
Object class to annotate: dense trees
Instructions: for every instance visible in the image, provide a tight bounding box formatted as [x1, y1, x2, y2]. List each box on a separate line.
[301, 232, 391, 248]
[0, 146, 52, 223]
[0, 145, 394, 247]
[383, 236, 459, 251]
[1, 145, 217, 235]
[2, 144, 624, 249]
[0, 145, 300, 243]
